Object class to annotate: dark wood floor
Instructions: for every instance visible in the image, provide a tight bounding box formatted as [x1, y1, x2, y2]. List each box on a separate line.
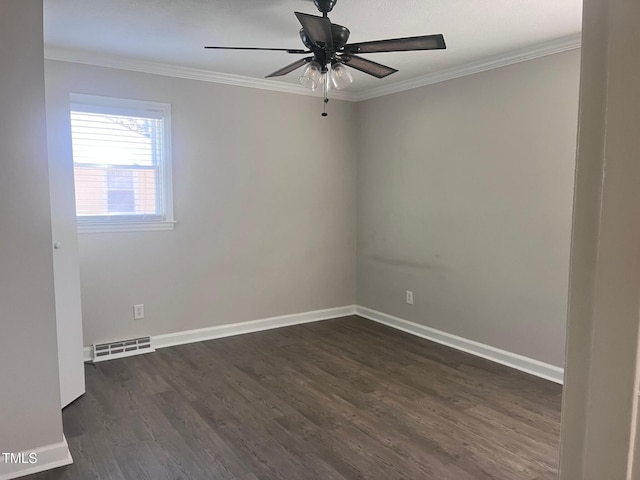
[27, 316, 561, 480]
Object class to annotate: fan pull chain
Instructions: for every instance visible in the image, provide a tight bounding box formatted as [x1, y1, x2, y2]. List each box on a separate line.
[322, 66, 330, 117]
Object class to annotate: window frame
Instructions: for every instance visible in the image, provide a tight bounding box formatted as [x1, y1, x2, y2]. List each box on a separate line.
[69, 93, 175, 233]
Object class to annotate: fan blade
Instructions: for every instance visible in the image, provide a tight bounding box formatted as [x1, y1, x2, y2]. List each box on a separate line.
[205, 46, 310, 54]
[265, 57, 313, 78]
[339, 54, 397, 79]
[294, 12, 333, 49]
[343, 34, 446, 54]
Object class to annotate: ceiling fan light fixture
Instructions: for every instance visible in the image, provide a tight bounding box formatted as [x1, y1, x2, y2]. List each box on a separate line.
[299, 61, 322, 90]
[206, 0, 447, 115]
[330, 63, 353, 90]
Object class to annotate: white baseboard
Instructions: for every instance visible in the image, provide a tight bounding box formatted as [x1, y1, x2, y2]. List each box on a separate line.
[0, 436, 72, 480]
[84, 305, 357, 361]
[153, 305, 357, 349]
[356, 306, 564, 384]
[82, 304, 563, 384]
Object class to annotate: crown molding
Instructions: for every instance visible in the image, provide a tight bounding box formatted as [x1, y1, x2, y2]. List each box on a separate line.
[351, 33, 582, 102]
[44, 46, 354, 102]
[45, 33, 581, 103]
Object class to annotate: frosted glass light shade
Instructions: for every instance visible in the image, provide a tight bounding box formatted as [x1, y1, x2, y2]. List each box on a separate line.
[330, 63, 353, 90]
[299, 61, 323, 90]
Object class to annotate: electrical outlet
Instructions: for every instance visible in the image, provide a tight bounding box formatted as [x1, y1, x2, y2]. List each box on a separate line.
[133, 304, 144, 320]
[406, 291, 414, 305]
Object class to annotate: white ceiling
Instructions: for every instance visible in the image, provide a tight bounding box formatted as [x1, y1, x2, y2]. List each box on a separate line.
[43, 0, 582, 97]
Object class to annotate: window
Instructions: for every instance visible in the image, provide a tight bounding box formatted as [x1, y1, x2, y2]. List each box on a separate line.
[69, 94, 174, 232]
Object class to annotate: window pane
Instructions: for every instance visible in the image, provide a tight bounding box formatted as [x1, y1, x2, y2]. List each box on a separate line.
[70, 111, 158, 167]
[74, 166, 158, 216]
[69, 96, 169, 225]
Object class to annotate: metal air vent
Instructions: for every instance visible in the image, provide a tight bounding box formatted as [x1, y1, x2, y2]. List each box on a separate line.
[92, 336, 154, 362]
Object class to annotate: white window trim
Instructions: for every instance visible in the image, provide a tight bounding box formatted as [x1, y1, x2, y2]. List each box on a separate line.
[69, 93, 175, 234]
[78, 220, 176, 234]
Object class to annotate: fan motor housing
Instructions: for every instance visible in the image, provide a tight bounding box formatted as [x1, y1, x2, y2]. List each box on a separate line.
[299, 24, 350, 52]
[314, 0, 337, 14]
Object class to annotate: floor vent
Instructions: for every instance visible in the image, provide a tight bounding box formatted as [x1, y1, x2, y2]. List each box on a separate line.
[91, 336, 155, 362]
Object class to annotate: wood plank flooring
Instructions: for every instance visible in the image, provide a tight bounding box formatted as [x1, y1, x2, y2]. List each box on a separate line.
[26, 316, 562, 480]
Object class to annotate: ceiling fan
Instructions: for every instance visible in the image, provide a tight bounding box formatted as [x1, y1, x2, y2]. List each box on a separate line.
[205, 0, 446, 115]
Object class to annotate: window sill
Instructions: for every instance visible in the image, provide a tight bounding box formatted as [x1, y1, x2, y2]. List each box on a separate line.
[78, 220, 176, 234]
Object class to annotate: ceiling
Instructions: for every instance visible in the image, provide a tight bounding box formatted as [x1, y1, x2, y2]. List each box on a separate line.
[43, 0, 582, 98]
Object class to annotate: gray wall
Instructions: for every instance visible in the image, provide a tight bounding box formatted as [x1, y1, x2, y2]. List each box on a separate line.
[45, 61, 357, 346]
[0, 0, 64, 453]
[46, 48, 579, 368]
[356, 50, 580, 367]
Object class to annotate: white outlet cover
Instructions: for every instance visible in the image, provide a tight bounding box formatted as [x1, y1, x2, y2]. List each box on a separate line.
[406, 291, 414, 304]
[133, 304, 144, 320]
